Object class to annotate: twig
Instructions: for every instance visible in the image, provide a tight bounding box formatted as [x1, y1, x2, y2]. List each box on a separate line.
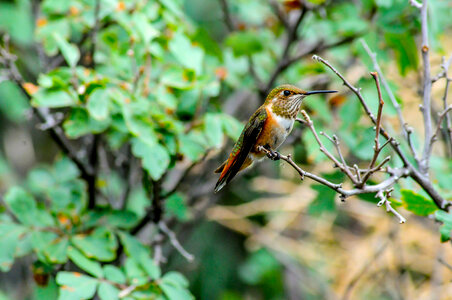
[258, 146, 408, 202]
[219, 0, 234, 32]
[429, 105, 452, 149]
[158, 221, 194, 262]
[409, 0, 422, 9]
[438, 258, 452, 272]
[263, 7, 307, 95]
[360, 40, 418, 160]
[119, 284, 138, 298]
[0, 39, 94, 179]
[439, 56, 452, 155]
[376, 190, 406, 223]
[358, 72, 386, 187]
[88, 0, 101, 68]
[418, 0, 433, 175]
[341, 242, 389, 300]
[299, 111, 359, 184]
[312, 54, 448, 210]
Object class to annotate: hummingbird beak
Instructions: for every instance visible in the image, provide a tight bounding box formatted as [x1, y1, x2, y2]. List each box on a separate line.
[303, 90, 338, 96]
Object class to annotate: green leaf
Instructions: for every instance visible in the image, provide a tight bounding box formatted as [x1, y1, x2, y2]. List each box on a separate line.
[53, 33, 80, 68]
[32, 89, 77, 108]
[204, 113, 223, 148]
[165, 193, 190, 221]
[401, 190, 438, 216]
[4, 186, 54, 227]
[0, 223, 27, 271]
[67, 247, 104, 278]
[54, 157, 80, 182]
[87, 88, 110, 121]
[63, 108, 110, 138]
[0, 81, 29, 122]
[220, 115, 243, 140]
[131, 13, 159, 44]
[160, 272, 193, 300]
[103, 265, 126, 284]
[168, 31, 204, 74]
[435, 211, 452, 242]
[98, 282, 119, 300]
[118, 232, 149, 258]
[124, 258, 148, 286]
[56, 272, 98, 300]
[71, 227, 117, 261]
[225, 31, 265, 56]
[131, 138, 170, 180]
[178, 131, 207, 161]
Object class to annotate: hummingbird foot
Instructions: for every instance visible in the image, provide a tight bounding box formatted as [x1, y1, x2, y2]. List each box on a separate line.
[266, 149, 281, 161]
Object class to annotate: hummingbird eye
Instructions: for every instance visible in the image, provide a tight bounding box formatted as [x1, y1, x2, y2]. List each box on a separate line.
[283, 90, 291, 96]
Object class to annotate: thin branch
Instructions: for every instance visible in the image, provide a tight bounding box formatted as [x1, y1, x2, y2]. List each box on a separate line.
[299, 111, 359, 184]
[376, 190, 406, 224]
[0, 39, 94, 179]
[312, 54, 448, 210]
[360, 40, 418, 160]
[258, 146, 408, 202]
[409, 0, 422, 9]
[438, 258, 452, 272]
[219, 0, 234, 32]
[341, 242, 389, 300]
[430, 105, 452, 149]
[88, 0, 101, 68]
[419, 0, 433, 175]
[158, 221, 194, 262]
[263, 7, 307, 95]
[358, 72, 386, 187]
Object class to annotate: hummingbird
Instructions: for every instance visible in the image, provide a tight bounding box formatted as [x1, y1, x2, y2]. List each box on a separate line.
[214, 84, 336, 193]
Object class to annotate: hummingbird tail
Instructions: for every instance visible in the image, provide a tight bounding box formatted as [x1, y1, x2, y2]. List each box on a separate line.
[214, 161, 227, 173]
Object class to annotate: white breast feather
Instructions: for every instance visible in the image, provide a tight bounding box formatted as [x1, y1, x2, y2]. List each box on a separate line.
[274, 114, 294, 133]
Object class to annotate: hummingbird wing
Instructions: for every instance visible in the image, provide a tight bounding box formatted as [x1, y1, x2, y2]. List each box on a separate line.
[214, 107, 267, 192]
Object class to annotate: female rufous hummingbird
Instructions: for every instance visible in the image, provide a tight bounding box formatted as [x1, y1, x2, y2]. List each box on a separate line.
[214, 84, 336, 192]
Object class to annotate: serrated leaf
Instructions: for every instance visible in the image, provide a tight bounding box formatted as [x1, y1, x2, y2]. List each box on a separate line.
[118, 231, 149, 258]
[53, 33, 80, 68]
[131, 138, 169, 180]
[56, 272, 98, 300]
[67, 247, 103, 278]
[401, 190, 438, 216]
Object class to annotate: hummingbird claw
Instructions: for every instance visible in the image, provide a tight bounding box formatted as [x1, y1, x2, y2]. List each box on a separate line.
[266, 149, 281, 161]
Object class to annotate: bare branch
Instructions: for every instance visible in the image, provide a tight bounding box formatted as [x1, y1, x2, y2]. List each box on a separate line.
[376, 190, 406, 224]
[158, 221, 195, 262]
[219, 0, 235, 32]
[409, 0, 422, 9]
[430, 105, 452, 149]
[438, 258, 452, 272]
[258, 146, 409, 202]
[360, 40, 418, 160]
[300, 110, 359, 184]
[312, 55, 448, 210]
[358, 72, 386, 186]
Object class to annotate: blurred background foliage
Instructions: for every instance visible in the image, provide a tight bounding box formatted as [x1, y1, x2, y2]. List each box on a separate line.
[0, 0, 452, 299]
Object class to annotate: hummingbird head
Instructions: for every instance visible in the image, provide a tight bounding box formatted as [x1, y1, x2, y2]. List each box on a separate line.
[266, 84, 337, 118]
